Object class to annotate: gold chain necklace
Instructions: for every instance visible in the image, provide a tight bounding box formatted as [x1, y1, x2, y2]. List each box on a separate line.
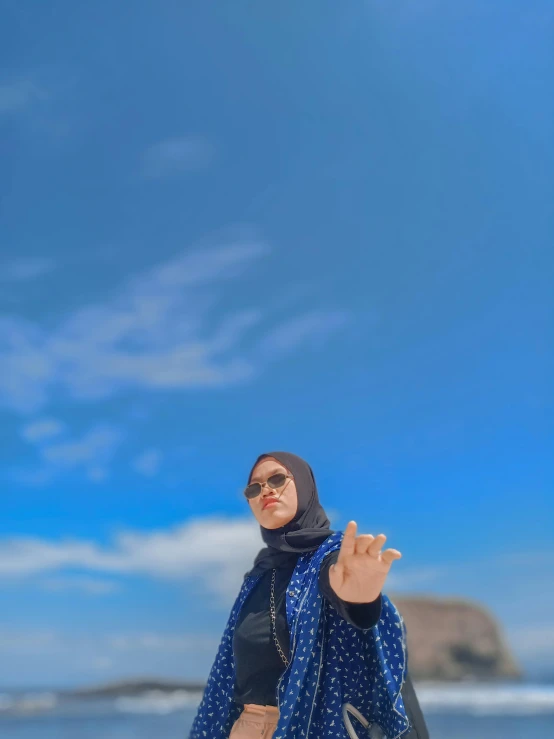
[270, 568, 290, 667]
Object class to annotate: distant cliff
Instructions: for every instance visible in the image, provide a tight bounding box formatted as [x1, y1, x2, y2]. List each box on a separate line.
[390, 593, 522, 681]
[67, 678, 205, 698]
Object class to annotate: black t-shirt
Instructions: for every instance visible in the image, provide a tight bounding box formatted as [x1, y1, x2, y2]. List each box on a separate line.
[232, 550, 383, 707]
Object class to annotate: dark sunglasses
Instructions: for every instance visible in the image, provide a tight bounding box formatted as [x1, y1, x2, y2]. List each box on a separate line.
[243, 472, 292, 500]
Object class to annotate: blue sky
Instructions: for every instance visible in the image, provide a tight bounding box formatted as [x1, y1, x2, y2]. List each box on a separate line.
[0, 0, 552, 687]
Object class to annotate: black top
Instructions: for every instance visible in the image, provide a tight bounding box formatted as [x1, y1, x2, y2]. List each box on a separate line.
[232, 550, 383, 707]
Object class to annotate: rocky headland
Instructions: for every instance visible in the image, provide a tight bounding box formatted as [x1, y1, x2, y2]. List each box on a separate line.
[391, 593, 522, 681]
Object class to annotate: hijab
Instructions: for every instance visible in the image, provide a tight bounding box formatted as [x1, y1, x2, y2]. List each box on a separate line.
[244, 451, 335, 578]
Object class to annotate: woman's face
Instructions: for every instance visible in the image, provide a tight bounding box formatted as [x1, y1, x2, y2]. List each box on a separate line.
[247, 457, 298, 529]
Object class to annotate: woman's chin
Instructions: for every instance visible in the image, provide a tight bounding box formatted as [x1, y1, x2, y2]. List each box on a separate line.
[259, 510, 289, 529]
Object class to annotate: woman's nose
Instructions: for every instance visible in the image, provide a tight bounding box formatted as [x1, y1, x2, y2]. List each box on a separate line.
[260, 482, 275, 497]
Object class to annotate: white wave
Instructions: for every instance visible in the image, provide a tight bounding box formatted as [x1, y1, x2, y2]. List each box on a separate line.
[115, 689, 204, 714]
[1, 692, 58, 715]
[0, 694, 14, 712]
[414, 681, 554, 715]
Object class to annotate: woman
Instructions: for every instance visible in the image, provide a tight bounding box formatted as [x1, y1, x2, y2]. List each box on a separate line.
[189, 452, 429, 739]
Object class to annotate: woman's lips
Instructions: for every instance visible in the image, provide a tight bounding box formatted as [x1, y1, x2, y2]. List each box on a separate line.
[262, 499, 279, 509]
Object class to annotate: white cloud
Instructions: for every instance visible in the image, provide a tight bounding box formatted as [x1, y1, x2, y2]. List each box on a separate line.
[385, 564, 447, 590]
[41, 425, 121, 468]
[11, 467, 55, 487]
[21, 417, 65, 443]
[88, 466, 108, 482]
[0, 80, 46, 114]
[0, 235, 264, 412]
[507, 624, 554, 668]
[133, 449, 162, 477]
[141, 136, 214, 178]
[257, 310, 348, 358]
[0, 628, 216, 665]
[382, 550, 554, 601]
[110, 632, 218, 652]
[14, 424, 122, 485]
[90, 656, 114, 670]
[41, 576, 120, 595]
[0, 516, 263, 603]
[0, 629, 57, 655]
[1, 257, 55, 281]
[507, 624, 554, 656]
[0, 231, 345, 413]
[0, 73, 74, 146]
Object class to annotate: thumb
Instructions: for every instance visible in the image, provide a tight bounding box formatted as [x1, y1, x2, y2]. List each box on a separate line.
[337, 520, 357, 565]
[330, 559, 345, 586]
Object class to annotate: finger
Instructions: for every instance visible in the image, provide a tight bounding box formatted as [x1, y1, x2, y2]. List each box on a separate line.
[355, 534, 375, 555]
[368, 534, 386, 557]
[338, 521, 357, 562]
[382, 548, 402, 565]
[330, 559, 344, 582]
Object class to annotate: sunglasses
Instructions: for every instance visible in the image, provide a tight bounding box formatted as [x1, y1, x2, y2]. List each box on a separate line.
[243, 472, 292, 500]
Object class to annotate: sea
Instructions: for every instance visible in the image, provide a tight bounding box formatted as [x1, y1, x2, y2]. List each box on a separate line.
[1, 681, 553, 738]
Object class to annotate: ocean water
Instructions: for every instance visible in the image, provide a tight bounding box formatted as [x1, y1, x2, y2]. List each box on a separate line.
[1, 682, 553, 738]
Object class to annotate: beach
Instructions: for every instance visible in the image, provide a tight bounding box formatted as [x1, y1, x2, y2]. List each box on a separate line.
[1, 681, 554, 738]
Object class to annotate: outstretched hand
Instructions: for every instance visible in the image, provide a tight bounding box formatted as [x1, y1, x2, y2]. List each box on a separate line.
[328, 520, 402, 604]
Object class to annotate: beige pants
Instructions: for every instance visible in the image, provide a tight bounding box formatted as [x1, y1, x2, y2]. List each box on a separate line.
[229, 703, 279, 739]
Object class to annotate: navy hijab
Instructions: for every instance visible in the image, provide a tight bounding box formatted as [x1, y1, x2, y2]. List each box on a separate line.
[244, 451, 334, 578]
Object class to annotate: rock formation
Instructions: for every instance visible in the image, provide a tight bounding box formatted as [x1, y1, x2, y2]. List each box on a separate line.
[390, 593, 522, 681]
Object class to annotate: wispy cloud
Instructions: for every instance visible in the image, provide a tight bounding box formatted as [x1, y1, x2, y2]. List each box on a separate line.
[0, 517, 262, 603]
[507, 623, 554, 667]
[383, 549, 554, 594]
[141, 135, 214, 178]
[41, 426, 121, 468]
[132, 449, 162, 477]
[0, 624, 220, 685]
[258, 310, 348, 358]
[41, 576, 120, 595]
[507, 623, 554, 656]
[14, 423, 122, 484]
[0, 79, 47, 114]
[0, 629, 57, 655]
[0, 627, 216, 663]
[0, 230, 345, 413]
[110, 632, 218, 652]
[1, 257, 56, 281]
[0, 70, 74, 142]
[20, 417, 65, 443]
[9, 514, 549, 613]
[0, 235, 264, 411]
